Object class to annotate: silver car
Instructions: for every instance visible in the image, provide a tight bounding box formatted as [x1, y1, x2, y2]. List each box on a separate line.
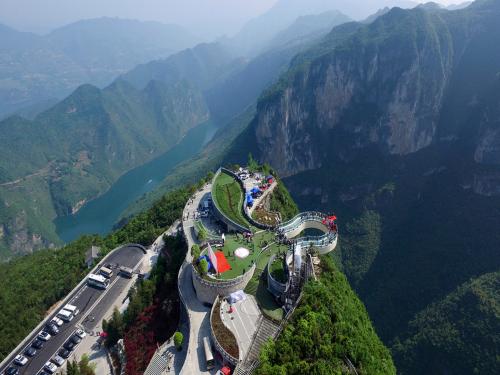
[51, 355, 65, 367]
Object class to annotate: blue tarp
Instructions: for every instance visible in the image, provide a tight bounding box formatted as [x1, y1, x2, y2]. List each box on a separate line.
[246, 194, 254, 204]
[251, 187, 260, 194]
[198, 255, 214, 271]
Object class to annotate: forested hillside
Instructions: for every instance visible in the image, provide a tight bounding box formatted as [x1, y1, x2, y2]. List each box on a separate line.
[0, 186, 191, 360]
[0, 79, 207, 258]
[221, 1, 500, 373]
[257, 256, 395, 375]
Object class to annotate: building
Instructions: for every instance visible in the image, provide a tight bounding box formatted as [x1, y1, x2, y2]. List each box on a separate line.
[85, 246, 101, 268]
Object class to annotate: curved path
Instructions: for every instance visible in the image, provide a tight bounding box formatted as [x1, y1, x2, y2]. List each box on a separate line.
[278, 212, 338, 254]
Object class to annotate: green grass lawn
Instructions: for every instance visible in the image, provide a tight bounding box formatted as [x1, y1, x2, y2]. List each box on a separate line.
[270, 257, 287, 283]
[207, 230, 287, 280]
[212, 171, 250, 228]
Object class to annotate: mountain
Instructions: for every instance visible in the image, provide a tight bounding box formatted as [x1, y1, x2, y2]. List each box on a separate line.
[0, 79, 208, 259]
[0, 18, 198, 119]
[217, 1, 499, 372]
[228, 0, 418, 56]
[393, 271, 499, 374]
[264, 10, 352, 51]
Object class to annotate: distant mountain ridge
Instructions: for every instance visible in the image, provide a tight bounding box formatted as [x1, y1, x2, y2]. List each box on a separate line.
[0, 79, 208, 257]
[0, 18, 199, 119]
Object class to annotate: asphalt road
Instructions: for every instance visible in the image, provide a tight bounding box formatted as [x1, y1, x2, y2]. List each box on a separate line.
[0, 245, 145, 375]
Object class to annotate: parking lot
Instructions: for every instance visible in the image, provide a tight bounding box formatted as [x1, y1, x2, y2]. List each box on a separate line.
[0, 245, 145, 375]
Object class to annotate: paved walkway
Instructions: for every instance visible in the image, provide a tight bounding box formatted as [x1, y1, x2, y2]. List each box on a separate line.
[220, 296, 260, 360]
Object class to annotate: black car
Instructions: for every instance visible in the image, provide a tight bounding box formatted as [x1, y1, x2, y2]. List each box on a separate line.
[63, 340, 76, 351]
[31, 339, 44, 349]
[70, 334, 82, 345]
[5, 367, 20, 375]
[24, 346, 37, 357]
[58, 348, 70, 359]
[45, 323, 59, 335]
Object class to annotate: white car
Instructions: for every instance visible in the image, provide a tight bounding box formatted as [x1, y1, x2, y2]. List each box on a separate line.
[74, 328, 87, 339]
[44, 361, 57, 374]
[51, 355, 65, 367]
[37, 331, 51, 341]
[13, 354, 28, 366]
[51, 317, 64, 326]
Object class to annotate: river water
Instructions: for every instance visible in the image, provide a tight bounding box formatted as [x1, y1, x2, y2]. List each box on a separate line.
[54, 120, 218, 242]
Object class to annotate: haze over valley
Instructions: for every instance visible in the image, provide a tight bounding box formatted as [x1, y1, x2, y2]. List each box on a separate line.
[0, 1, 497, 375]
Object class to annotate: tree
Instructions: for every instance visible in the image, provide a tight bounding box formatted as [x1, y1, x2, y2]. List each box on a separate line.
[65, 354, 96, 375]
[198, 227, 208, 242]
[199, 258, 209, 275]
[248, 153, 259, 172]
[174, 331, 184, 351]
[191, 244, 201, 259]
[103, 307, 124, 348]
[206, 171, 215, 182]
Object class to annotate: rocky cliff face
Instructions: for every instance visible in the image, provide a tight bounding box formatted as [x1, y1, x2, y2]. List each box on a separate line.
[252, 5, 499, 180]
[231, 3, 500, 374]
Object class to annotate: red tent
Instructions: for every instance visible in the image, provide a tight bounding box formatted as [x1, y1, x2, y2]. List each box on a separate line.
[99, 332, 108, 338]
[221, 367, 231, 375]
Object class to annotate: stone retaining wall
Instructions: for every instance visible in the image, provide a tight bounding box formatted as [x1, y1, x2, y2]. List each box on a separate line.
[191, 263, 256, 305]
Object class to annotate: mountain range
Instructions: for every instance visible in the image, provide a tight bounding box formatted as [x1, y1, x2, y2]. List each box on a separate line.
[0, 18, 198, 119]
[0, 1, 498, 373]
[218, 1, 500, 373]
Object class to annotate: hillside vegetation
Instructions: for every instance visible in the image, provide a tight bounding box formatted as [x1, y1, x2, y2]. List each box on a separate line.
[257, 255, 395, 375]
[0, 186, 190, 360]
[0, 79, 207, 259]
[393, 271, 500, 374]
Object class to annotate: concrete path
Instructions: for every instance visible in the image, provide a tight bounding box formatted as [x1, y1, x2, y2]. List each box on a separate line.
[178, 183, 218, 374]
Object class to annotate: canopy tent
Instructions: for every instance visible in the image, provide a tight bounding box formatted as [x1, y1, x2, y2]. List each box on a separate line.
[221, 366, 232, 375]
[251, 186, 261, 194]
[246, 194, 254, 204]
[227, 290, 246, 304]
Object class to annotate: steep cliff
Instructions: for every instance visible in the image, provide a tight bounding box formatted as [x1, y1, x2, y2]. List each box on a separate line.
[230, 2, 500, 373]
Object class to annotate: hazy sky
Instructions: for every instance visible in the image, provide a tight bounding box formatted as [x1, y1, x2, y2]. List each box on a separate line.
[0, 0, 278, 37]
[0, 0, 458, 37]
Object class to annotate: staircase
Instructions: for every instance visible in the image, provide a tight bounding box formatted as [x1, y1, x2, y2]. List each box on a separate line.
[234, 317, 280, 375]
[144, 343, 172, 375]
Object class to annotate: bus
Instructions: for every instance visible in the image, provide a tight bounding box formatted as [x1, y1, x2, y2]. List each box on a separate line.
[203, 337, 215, 370]
[87, 274, 110, 289]
[99, 266, 113, 278]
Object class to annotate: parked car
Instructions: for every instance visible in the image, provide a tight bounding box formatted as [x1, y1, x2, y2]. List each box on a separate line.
[70, 334, 82, 345]
[24, 347, 37, 357]
[51, 355, 65, 367]
[31, 339, 44, 349]
[50, 317, 64, 327]
[45, 323, 59, 335]
[37, 331, 51, 341]
[44, 361, 57, 374]
[5, 367, 19, 375]
[74, 328, 87, 339]
[13, 354, 28, 366]
[58, 348, 71, 359]
[63, 340, 76, 351]
[37, 371, 50, 375]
